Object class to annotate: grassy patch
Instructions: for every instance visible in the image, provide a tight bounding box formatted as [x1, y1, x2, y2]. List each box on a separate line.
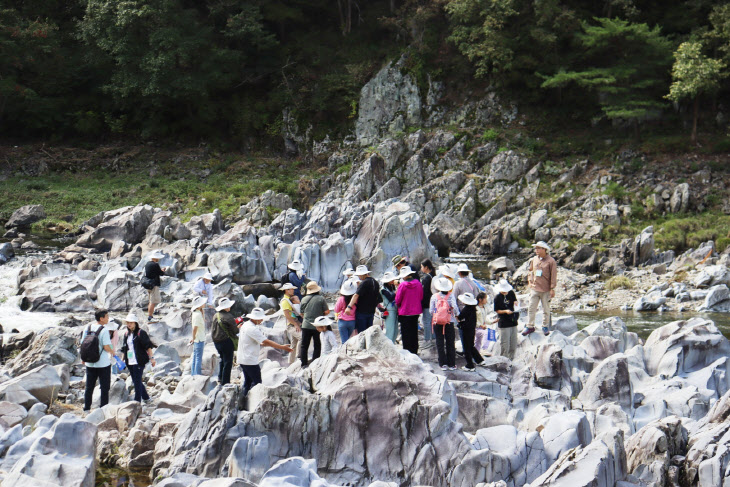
[605, 275, 635, 291]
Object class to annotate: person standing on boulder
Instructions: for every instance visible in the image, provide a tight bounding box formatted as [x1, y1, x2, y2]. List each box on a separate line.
[348, 265, 382, 333]
[299, 281, 329, 367]
[82, 309, 115, 412]
[457, 292, 484, 371]
[430, 278, 458, 371]
[280, 283, 302, 364]
[237, 307, 292, 397]
[193, 272, 215, 331]
[189, 296, 207, 375]
[420, 259, 435, 347]
[522, 241, 557, 336]
[286, 260, 307, 300]
[120, 313, 156, 403]
[395, 267, 423, 355]
[212, 297, 238, 385]
[380, 272, 399, 343]
[144, 252, 167, 322]
[453, 263, 480, 354]
[392, 255, 419, 276]
[334, 279, 358, 342]
[494, 280, 519, 359]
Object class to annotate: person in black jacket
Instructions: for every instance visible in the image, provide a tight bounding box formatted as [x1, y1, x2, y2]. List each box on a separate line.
[457, 292, 484, 371]
[494, 280, 519, 360]
[145, 252, 167, 321]
[120, 313, 156, 403]
[420, 259, 435, 346]
[212, 297, 238, 385]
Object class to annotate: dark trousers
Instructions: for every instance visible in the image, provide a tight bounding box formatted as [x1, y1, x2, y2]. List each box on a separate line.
[128, 363, 150, 401]
[240, 364, 262, 397]
[299, 328, 321, 367]
[399, 315, 420, 355]
[84, 365, 111, 411]
[460, 322, 483, 369]
[355, 313, 375, 333]
[434, 323, 456, 367]
[214, 338, 235, 385]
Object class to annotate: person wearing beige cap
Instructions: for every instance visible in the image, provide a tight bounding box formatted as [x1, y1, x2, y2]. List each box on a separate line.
[299, 281, 330, 367]
[189, 296, 208, 375]
[279, 283, 302, 364]
[212, 297, 238, 385]
[523, 241, 557, 337]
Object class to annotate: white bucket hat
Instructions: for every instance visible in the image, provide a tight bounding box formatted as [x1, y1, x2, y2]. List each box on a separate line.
[439, 265, 454, 279]
[458, 292, 478, 306]
[246, 307, 267, 321]
[532, 241, 551, 251]
[343, 267, 355, 277]
[124, 313, 139, 323]
[398, 266, 416, 279]
[456, 263, 471, 274]
[288, 260, 304, 271]
[280, 283, 297, 291]
[314, 316, 334, 327]
[495, 279, 513, 293]
[202, 272, 213, 281]
[216, 297, 235, 311]
[148, 251, 164, 260]
[191, 296, 208, 310]
[340, 279, 358, 296]
[355, 265, 370, 276]
[381, 271, 398, 284]
[434, 277, 453, 293]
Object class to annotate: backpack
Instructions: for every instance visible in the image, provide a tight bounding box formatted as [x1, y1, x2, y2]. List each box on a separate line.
[140, 276, 156, 290]
[80, 325, 102, 363]
[433, 294, 452, 326]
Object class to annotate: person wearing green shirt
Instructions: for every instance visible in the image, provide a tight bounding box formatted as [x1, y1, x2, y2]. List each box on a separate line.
[299, 281, 330, 368]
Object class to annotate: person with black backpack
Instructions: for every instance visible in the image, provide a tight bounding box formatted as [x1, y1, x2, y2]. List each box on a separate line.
[81, 309, 115, 412]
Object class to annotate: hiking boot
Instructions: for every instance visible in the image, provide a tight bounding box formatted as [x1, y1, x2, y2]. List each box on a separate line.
[522, 327, 536, 336]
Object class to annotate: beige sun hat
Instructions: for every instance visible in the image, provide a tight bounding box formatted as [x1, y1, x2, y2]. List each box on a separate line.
[532, 241, 551, 251]
[340, 279, 358, 296]
[306, 281, 322, 294]
[246, 307, 267, 321]
[216, 297, 235, 311]
[434, 277, 453, 293]
[458, 292, 478, 306]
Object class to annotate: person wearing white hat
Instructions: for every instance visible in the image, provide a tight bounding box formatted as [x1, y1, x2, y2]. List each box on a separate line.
[523, 241, 557, 337]
[343, 267, 356, 279]
[314, 316, 338, 356]
[334, 279, 359, 342]
[380, 272, 399, 343]
[285, 260, 307, 300]
[193, 272, 215, 307]
[81, 309, 115, 411]
[348, 265, 383, 333]
[189, 296, 208, 375]
[279, 283, 302, 364]
[456, 292, 484, 371]
[420, 259, 436, 346]
[430, 277, 458, 370]
[212, 297, 238, 385]
[396, 266, 423, 355]
[452, 262, 480, 357]
[299, 281, 330, 367]
[120, 312, 156, 404]
[237, 307, 293, 397]
[494, 279, 519, 360]
[143, 252, 167, 322]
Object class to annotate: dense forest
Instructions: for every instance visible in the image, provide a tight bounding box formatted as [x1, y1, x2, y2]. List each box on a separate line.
[2, 0, 729, 144]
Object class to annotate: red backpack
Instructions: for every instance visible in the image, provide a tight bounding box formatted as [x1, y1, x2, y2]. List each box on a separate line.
[433, 294, 453, 329]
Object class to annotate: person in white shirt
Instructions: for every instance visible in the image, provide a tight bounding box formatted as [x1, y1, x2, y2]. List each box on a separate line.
[237, 307, 292, 397]
[189, 296, 207, 375]
[315, 316, 338, 355]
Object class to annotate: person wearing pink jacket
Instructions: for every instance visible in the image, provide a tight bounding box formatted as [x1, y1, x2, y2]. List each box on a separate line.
[395, 267, 423, 355]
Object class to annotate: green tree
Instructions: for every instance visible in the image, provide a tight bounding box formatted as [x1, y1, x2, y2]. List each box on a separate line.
[540, 17, 673, 136]
[666, 41, 727, 143]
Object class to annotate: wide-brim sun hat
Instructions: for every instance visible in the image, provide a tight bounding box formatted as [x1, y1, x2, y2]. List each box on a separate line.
[148, 251, 164, 260]
[288, 260, 304, 271]
[355, 265, 370, 276]
[246, 307, 267, 321]
[314, 316, 334, 327]
[439, 265, 454, 279]
[456, 263, 471, 274]
[203, 272, 213, 280]
[495, 279, 513, 293]
[191, 296, 208, 310]
[125, 313, 140, 323]
[306, 281, 322, 293]
[458, 292, 478, 306]
[382, 271, 398, 284]
[434, 277, 453, 293]
[280, 283, 297, 291]
[216, 297, 235, 311]
[343, 268, 355, 277]
[391, 255, 405, 266]
[532, 241, 551, 251]
[340, 279, 358, 296]
[398, 267, 416, 279]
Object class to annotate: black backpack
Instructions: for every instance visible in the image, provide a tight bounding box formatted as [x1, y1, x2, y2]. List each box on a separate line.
[80, 325, 102, 363]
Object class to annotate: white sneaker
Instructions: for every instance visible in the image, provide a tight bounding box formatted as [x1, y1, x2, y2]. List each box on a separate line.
[461, 366, 476, 372]
[448, 366, 457, 371]
[440, 365, 448, 371]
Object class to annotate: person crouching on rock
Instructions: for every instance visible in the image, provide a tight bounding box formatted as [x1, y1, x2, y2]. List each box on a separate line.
[316, 316, 338, 356]
[430, 277, 458, 371]
[380, 272, 399, 343]
[299, 281, 330, 368]
[335, 279, 358, 342]
[395, 266, 423, 355]
[120, 313, 156, 404]
[457, 292, 484, 371]
[212, 297, 238, 385]
[236, 307, 292, 397]
[189, 296, 207, 375]
[279, 283, 302, 365]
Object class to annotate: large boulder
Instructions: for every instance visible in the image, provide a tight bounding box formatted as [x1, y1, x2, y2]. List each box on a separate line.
[625, 416, 687, 486]
[540, 410, 593, 464]
[633, 226, 655, 266]
[5, 205, 46, 228]
[0, 365, 63, 404]
[9, 327, 79, 376]
[488, 151, 530, 182]
[471, 425, 548, 486]
[683, 389, 730, 487]
[75, 204, 155, 251]
[577, 355, 633, 412]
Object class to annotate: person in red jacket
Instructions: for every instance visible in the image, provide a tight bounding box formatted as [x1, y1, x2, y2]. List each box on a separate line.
[395, 267, 423, 355]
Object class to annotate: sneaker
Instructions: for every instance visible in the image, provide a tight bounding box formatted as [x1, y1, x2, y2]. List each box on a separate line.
[542, 327, 550, 336]
[448, 366, 457, 371]
[461, 366, 476, 372]
[522, 327, 536, 336]
[440, 365, 448, 371]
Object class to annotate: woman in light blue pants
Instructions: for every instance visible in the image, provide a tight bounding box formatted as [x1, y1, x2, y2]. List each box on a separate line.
[381, 272, 399, 343]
